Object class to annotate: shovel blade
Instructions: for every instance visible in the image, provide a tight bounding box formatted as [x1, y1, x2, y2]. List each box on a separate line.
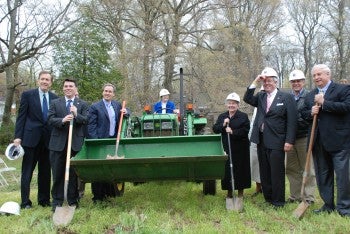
[226, 198, 234, 210]
[293, 201, 309, 220]
[53, 205, 76, 226]
[233, 197, 244, 212]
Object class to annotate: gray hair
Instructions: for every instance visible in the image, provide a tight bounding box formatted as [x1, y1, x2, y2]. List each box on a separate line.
[312, 64, 331, 76]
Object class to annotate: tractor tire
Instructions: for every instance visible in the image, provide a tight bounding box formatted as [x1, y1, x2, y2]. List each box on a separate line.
[203, 180, 216, 195]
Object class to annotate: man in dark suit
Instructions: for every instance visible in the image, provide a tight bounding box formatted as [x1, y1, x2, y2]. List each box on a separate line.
[244, 67, 297, 207]
[88, 83, 128, 202]
[302, 64, 350, 217]
[48, 78, 88, 211]
[14, 71, 58, 209]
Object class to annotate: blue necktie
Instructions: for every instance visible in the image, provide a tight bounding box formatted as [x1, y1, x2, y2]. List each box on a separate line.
[106, 104, 116, 136]
[66, 100, 72, 114]
[42, 94, 48, 122]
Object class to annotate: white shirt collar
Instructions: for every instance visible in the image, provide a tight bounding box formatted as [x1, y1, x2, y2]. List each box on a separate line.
[65, 97, 75, 102]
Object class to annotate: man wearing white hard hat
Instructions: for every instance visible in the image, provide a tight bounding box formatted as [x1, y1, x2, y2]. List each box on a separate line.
[13, 71, 58, 209]
[244, 67, 297, 208]
[213, 92, 251, 210]
[153, 89, 177, 114]
[286, 70, 316, 204]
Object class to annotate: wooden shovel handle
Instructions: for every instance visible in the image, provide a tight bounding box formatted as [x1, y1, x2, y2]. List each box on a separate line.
[64, 119, 74, 201]
[115, 101, 126, 153]
[304, 114, 317, 173]
[117, 101, 126, 140]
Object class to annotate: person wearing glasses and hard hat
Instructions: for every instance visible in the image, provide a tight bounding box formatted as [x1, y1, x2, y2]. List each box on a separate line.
[153, 89, 176, 114]
[243, 67, 297, 208]
[286, 70, 316, 204]
[213, 92, 251, 211]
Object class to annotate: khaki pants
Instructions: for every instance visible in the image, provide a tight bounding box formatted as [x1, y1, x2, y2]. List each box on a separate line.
[250, 142, 260, 183]
[286, 137, 316, 201]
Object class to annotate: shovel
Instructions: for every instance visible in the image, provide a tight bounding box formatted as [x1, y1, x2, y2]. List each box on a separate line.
[225, 128, 243, 212]
[107, 100, 126, 159]
[53, 118, 76, 226]
[293, 111, 318, 219]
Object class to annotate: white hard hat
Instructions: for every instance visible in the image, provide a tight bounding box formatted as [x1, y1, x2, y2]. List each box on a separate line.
[5, 143, 24, 160]
[226, 92, 240, 103]
[261, 67, 278, 78]
[159, 89, 170, 97]
[289, 69, 305, 81]
[0, 201, 20, 215]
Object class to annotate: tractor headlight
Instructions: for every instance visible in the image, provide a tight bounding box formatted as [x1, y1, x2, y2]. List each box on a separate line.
[143, 122, 154, 130]
[161, 122, 172, 130]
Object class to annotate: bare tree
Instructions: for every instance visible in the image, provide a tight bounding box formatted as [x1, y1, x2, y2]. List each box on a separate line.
[0, 0, 76, 125]
[185, 0, 283, 114]
[286, 0, 324, 88]
[321, 0, 350, 80]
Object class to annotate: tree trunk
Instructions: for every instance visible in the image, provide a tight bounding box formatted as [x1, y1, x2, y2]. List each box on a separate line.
[2, 67, 15, 126]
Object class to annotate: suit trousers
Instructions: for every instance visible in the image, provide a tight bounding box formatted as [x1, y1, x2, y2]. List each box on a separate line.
[257, 133, 286, 206]
[313, 136, 350, 215]
[286, 137, 316, 201]
[21, 137, 51, 207]
[50, 149, 79, 207]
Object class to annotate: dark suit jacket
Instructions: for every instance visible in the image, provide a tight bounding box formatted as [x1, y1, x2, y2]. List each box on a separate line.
[15, 88, 58, 147]
[87, 100, 122, 139]
[301, 81, 350, 151]
[243, 88, 297, 150]
[48, 97, 89, 152]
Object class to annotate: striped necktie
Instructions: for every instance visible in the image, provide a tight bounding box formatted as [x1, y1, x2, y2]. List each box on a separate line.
[42, 94, 48, 122]
[66, 100, 72, 113]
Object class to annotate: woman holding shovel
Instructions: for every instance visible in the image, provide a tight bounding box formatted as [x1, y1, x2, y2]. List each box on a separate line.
[213, 92, 251, 211]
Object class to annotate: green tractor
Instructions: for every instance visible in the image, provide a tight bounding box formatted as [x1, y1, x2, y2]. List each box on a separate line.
[71, 69, 226, 197]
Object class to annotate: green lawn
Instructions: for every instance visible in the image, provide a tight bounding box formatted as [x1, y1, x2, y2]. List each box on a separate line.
[1, 155, 349, 233]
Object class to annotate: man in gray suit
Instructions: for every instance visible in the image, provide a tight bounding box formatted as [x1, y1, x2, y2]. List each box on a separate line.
[244, 67, 297, 207]
[48, 78, 88, 211]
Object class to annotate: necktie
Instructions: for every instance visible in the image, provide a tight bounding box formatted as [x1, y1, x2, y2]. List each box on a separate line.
[266, 94, 272, 112]
[107, 104, 116, 136]
[42, 94, 48, 122]
[66, 100, 72, 114]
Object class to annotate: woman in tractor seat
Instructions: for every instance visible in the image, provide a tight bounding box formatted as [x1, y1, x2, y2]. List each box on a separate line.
[153, 89, 177, 114]
[213, 92, 251, 208]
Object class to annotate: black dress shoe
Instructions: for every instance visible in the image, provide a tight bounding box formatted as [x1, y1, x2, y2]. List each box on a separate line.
[39, 202, 51, 207]
[271, 202, 285, 208]
[21, 204, 32, 209]
[313, 207, 334, 214]
[68, 203, 79, 209]
[339, 213, 350, 218]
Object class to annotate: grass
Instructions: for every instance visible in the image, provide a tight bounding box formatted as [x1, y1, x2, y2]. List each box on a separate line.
[1, 155, 349, 234]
